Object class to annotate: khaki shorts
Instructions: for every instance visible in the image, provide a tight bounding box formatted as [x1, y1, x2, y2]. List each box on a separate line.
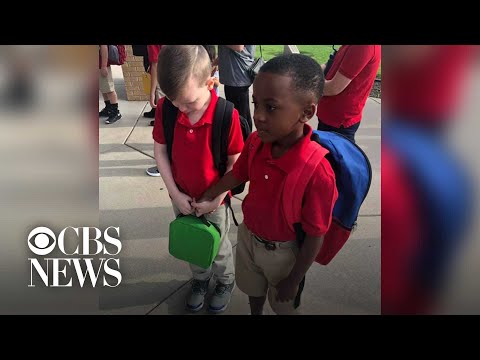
[99, 66, 114, 94]
[236, 222, 300, 315]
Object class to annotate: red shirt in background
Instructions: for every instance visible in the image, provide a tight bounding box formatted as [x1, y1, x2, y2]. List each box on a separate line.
[317, 45, 381, 128]
[382, 45, 476, 123]
[147, 45, 162, 67]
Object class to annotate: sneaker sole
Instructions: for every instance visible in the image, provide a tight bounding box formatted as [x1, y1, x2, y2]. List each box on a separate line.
[146, 170, 160, 177]
[105, 115, 122, 124]
[207, 304, 228, 314]
[185, 300, 204, 313]
[207, 283, 236, 314]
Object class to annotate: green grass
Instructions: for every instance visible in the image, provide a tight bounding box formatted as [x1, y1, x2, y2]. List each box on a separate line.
[257, 45, 338, 64]
[257, 45, 381, 78]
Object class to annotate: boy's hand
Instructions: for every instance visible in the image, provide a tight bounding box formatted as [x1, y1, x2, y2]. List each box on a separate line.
[275, 277, 299, 303]
[192, 197, 222, 217]
[100, 67, 108, 77]
[149, 91, 157, 109]
[171, 191, 194, 215]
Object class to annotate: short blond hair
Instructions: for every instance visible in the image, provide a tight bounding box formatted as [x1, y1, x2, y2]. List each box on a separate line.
[157, 45, 212, 100]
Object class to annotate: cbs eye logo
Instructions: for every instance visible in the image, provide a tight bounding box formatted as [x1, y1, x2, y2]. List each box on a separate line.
[28, 227, 56, 256]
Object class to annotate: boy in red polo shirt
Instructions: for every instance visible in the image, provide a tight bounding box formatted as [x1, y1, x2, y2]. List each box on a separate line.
[195, 54, 338, 315]
[145, 45, 164, 177]
[144, 45, 163, 120]
[152, 45, 244, 313]
[317, 45, 381, 143]
[99, 45, 122, 124]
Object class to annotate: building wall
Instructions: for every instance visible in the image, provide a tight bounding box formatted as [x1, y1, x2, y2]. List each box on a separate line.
[121, 45, 149, 101]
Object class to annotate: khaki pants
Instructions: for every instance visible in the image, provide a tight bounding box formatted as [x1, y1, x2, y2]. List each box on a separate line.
[99, 66, 114, 94]
[236, 222, 300, 315]
[171, 203, 235, 284]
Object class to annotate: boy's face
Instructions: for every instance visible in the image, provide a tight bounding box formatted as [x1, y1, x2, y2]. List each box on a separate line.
[252, 72, 315, 143]
[171, 76, 211, 115]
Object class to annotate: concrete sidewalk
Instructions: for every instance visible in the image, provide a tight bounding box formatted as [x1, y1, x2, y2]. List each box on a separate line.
[99, 65, 381, 315]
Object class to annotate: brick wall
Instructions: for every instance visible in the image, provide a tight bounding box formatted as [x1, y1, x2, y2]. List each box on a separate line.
[121, 45, 149, 101]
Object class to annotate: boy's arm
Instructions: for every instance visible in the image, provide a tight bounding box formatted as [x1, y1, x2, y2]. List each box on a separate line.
[154, 141, 193, 215]
[322, 72, 352, 96]
[323, 45, 376, 97]
[150, 60, 158, 108]
[99, 45, 108, 77]
[276, 235, 324, 302]
[147, 45, 161, 108]
[203, 171, 242, 199]
[216, 153, 241, 201]
[193, 153, 241, 216]
[194, 113, 248, 215]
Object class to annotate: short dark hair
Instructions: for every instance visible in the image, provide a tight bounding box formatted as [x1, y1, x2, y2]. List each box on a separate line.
[157, 45, 211, 100]
[259, 53, 325, 102]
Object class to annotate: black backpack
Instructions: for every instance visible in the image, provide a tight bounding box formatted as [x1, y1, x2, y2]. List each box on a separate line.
[131, 45, 150, 72]
[162, 97, 251, 224]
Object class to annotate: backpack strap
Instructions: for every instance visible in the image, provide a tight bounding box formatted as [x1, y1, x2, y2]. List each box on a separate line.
[162, 98, 179, 163]
[286, 136, 328, 309]
[282, 138, 329, 233]
[225, 132, 263, 226]
[212, 97, 234, 177]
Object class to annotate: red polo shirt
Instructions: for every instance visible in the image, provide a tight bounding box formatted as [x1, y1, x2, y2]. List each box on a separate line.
[232, 124, 338, 241]
[152, 89, 244, 200]
[382, 45, 475, 123]
[317, 45, 381, 128]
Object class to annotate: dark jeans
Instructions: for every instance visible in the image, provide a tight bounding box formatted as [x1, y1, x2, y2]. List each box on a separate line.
[317, 121, 361, 143]
[224, 85, 252, 130]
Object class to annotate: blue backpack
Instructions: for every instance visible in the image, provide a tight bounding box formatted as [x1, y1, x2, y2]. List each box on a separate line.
[383, 120, 473, 293]
[297, 130, 372, 265]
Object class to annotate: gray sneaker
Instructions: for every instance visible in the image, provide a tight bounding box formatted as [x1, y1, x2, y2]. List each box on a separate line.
[185, 278, 211, 312]
[208, 281, 235, 314]
[146, 166, 160, 177]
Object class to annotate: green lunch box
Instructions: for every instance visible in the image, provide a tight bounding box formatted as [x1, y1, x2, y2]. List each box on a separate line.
[169, 215, 221, 269]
